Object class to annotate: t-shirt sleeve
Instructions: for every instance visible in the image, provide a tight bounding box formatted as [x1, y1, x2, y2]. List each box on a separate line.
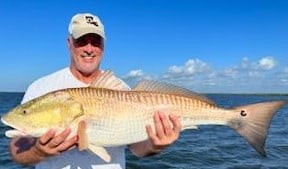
[21, 79, 46, 104]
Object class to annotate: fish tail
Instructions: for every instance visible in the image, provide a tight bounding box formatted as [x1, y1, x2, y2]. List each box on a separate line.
[229, 100, 286, 156]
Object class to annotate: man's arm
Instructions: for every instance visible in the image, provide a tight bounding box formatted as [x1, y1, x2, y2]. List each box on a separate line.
[129, 111, 182, 157]
[9, 128, 77, 165]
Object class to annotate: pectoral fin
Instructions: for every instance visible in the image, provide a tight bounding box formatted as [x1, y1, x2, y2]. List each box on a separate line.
[182, 125, 198, 130]
[88, 145, 111, 162]
[77, 121, 88, 151]
[77, 121, 111, 162]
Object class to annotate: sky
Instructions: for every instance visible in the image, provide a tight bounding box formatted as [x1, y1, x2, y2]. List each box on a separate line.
[0, 0, 288, 93]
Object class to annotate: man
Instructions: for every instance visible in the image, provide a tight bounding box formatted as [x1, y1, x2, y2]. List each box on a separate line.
[9, 13, 182, 169]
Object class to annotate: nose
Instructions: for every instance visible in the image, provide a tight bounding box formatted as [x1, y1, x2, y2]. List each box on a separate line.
[84, 43, 94, 55]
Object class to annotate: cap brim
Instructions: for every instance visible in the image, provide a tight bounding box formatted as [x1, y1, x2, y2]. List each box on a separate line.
[72, 27, 105, 39]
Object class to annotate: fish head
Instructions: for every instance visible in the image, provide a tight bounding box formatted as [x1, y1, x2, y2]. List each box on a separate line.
[1, 90, 84, 138]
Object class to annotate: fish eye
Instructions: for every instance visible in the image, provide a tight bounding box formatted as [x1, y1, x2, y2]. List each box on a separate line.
[240, 110, 247, 117]
[23, 110, 27, 114]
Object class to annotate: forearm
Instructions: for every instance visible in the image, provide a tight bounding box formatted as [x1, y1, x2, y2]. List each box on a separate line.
[10, 128, 77, 166]
[9, 137, 45, 165]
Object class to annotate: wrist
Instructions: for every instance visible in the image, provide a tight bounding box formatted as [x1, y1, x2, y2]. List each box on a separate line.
[145, 142, 162, 156]
[31, 144, 47, 163]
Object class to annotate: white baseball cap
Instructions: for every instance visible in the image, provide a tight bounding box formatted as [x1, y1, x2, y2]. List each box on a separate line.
[68, 13, 105, 39]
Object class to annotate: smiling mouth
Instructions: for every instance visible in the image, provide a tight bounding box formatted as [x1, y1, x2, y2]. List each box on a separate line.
[81, 55, 96, 62]
[81, 53, 96, 58]
[82, 55, 95, 58]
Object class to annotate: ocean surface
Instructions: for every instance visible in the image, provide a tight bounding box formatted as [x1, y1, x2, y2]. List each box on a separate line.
[0, 92, 287, 169]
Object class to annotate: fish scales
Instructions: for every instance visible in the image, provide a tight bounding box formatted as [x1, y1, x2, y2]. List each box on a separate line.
[68, 88, 232, 138]
[67, 87, 215, 117]
[1, 79, 286, 162]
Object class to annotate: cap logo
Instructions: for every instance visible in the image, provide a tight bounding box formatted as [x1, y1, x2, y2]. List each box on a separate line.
[85, 16, 98, 27]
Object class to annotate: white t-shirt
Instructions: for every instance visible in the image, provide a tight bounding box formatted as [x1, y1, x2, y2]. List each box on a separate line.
[22, 67, 129, 169]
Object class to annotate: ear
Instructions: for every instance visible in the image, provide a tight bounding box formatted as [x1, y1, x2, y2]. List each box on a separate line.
[67, 36, 73, 47]
[100, 38, 105, 51]
[67, 36, 75, 53]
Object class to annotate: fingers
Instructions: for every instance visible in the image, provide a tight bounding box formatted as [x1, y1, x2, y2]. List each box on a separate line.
[145, 124, 157, 143]
[169, 114, 182, 132]
[34, 128, 78, 158]
[159, 112, 174, 136]
[146, 111, 181, 152]
[47, 128, 71, 148]
[146, 112, 181, 155]
[154, 112, 179, 138]
[38, 129, 55, 145]
[154, 111, 165, 138]
[57, 135, 78, 152]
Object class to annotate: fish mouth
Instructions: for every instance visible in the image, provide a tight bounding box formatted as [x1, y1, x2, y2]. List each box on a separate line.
[1, 117, 29, 138]
[5, 129, 28, 138]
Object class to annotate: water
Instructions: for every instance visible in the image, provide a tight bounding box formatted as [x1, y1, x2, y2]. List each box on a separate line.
[0, 92, 288, 169]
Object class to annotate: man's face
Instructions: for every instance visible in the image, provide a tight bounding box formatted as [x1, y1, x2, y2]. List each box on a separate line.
[68, 33, 104, 76]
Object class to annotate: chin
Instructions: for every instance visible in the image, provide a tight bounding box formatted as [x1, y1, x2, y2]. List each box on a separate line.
[80, 68, 98, 75]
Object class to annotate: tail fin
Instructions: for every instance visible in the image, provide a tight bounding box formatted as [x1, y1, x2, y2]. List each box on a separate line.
[230, 100, 286, 156]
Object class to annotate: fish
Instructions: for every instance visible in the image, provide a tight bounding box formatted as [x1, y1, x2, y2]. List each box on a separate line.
[1, 71, 287, 162]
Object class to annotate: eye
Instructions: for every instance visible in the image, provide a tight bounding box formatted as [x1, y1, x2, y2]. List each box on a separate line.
[23, 110, 27, 115]
[240, 110, 247, 117]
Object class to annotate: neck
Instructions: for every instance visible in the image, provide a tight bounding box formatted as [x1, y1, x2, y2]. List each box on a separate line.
[69, 67, 102, 84]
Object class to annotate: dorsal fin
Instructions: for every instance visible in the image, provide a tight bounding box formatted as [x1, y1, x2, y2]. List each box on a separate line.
[90, 70, 129, 90]
[133, 80, 215, 105]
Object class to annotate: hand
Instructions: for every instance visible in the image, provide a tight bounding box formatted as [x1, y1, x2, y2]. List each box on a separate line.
[145, 111, 182, 154]
[33, 128, 78, 159]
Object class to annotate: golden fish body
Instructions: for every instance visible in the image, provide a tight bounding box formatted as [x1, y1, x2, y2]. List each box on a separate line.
[70, 88, 231, 146]
[1, 79, 286, 162]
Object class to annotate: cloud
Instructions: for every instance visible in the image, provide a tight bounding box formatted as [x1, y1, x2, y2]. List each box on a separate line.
[164, 59, 211, 83]
[123, 69, 153, 86]
[122, 56, 286, 93]
[168, 65, 182, 74]
[278, 67, 288, 85]
[223, 67, 238, 78]
[284, 67, 288, 73]
[281, 79, 288, 84]
[126, 69, 144, 78]
[167, 58, 210, 76]
[221, 56, 277, 78]
[256, 56, 277, 70]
